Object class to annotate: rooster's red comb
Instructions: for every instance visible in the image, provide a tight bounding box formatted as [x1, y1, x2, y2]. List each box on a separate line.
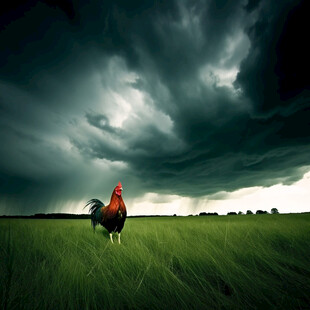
[118, 181, 122, 188]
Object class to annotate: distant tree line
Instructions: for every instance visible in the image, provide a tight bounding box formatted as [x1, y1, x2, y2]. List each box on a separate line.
[197, 208, 280, 216]
[0, 213, 91, 219]
[226, 208, 279, 215]
[1, 208, 280, 219]
[0, 214, 185, 219]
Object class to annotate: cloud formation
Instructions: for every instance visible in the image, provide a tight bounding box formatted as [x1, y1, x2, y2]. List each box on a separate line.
[0, 0, 309, 214]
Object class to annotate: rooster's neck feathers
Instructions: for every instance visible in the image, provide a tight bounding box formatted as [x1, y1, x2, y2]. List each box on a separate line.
[106, 191, 126, 214]
[110, 192, 120, 209]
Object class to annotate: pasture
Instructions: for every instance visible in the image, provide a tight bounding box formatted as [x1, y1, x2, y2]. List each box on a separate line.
[0, 214, 309, 309]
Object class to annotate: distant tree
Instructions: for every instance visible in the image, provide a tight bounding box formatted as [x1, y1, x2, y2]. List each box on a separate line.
[246, 210, 253, 215]
[227, 212, 237, 215]
[271, 208, 279, 214]
[199, 212, 218, 216]
[256, 210, 268, 214]
[238, 211, 244, 215]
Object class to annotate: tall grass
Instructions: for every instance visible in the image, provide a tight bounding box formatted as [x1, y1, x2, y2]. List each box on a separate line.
[0, 214, 309, 309]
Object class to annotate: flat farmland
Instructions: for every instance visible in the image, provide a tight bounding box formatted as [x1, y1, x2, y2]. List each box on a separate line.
[0, 214, 309, 309]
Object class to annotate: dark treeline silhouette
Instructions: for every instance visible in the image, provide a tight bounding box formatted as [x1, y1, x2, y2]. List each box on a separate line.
[0, 213, 91, 219]
[0, 214, 183, 219]
[1, 208, 285, 219]
[127, 215, 177, 218]
[199, 212, 219, 216]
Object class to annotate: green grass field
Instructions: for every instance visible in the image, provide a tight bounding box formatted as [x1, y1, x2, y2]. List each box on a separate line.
[1, 214, 310, 310]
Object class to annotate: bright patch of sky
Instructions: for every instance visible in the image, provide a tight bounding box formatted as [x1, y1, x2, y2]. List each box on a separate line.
[109, 168, 310, 216]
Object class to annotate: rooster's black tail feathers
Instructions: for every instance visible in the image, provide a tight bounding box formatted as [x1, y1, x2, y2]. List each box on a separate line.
[84, 199, 105, 230]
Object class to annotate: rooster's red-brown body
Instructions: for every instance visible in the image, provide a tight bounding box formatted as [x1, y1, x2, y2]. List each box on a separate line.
[85, 182, 127, 243]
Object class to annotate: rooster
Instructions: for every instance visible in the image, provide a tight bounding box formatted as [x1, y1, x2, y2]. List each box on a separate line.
[85, 182, 127, 244]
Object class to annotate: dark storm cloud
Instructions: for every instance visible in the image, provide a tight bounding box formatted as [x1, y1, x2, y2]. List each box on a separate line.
[234, 0, 310, 114]
[0, 0, 309, 214]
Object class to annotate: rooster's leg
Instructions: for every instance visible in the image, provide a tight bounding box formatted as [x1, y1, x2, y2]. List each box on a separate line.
[109, 233, 114, 243]
[118, 233, 121, 244]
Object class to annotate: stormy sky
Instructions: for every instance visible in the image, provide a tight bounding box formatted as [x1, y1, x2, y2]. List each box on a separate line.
[0, 0, 309, 216]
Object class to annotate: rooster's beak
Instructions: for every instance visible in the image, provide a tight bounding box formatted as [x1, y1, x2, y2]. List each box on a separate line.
[120, 187, 123, 191]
